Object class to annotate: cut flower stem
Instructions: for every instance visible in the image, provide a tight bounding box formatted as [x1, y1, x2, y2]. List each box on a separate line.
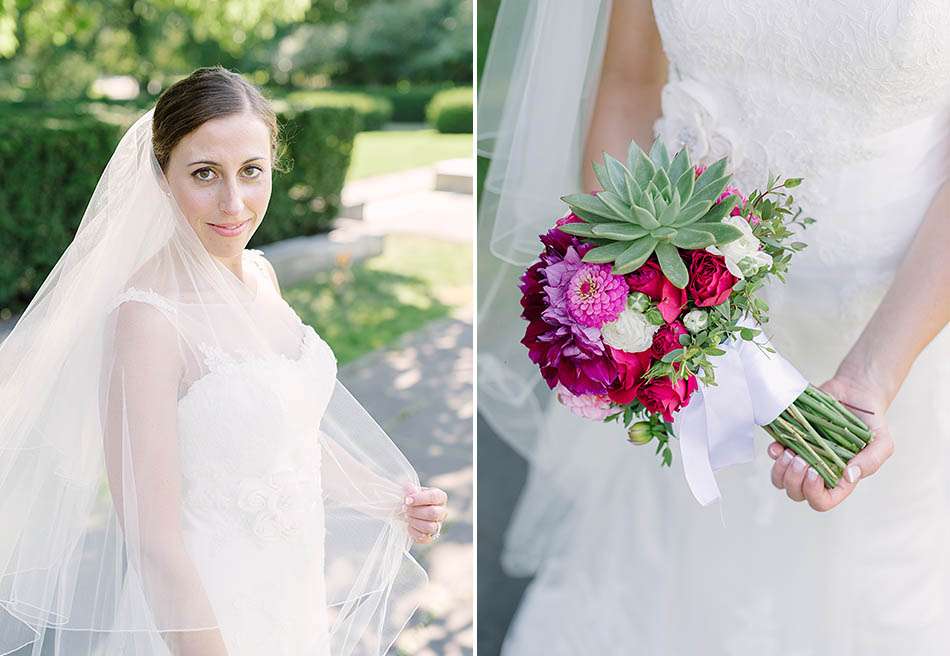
[765, 384, 874, 489]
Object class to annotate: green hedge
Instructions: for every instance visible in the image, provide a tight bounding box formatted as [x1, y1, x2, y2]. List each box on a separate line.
[283, 90, 392, 131]
[253, 103, 360, 247]
[331, 83, 454, 122]
[426, 87, 473, 134]
[0, 103, 359, 314]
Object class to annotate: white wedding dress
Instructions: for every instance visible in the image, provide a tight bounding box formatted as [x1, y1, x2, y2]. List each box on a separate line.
[491, 1, 950, 654]
[102, 251, 344, 655]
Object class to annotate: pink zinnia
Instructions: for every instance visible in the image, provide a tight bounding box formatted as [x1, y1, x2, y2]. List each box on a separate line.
[566, 263, 628, 328]
[556, 384, 614, 421]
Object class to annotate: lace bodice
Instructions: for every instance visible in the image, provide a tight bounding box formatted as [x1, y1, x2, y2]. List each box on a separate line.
[109, 274, 339, 655]
[177, 319, 336, 545]
[651, 0, 950, 277]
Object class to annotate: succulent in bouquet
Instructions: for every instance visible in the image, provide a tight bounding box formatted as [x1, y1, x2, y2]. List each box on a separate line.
[519, 139, 873, 501]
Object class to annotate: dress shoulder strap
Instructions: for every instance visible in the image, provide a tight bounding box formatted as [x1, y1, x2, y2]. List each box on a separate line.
[108, 287, 178, 317]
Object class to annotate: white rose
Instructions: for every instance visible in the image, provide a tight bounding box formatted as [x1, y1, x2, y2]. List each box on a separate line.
[601, 308, 659, 353]
[683, 310, 708, 333]
[706, 215, 772, 279]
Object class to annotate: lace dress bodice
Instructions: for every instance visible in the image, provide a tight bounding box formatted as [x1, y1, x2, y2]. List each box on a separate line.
[652, 0, 950, 277]
[109, 253, 339, 655]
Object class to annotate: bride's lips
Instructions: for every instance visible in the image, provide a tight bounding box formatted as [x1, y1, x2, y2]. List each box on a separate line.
[207, 218, 252, 237]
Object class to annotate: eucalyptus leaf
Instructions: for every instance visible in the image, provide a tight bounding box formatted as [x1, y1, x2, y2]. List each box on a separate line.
[661, 348, 684, 363]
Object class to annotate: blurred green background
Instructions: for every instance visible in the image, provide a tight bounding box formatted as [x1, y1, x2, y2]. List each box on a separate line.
[0, 0, 474, 361]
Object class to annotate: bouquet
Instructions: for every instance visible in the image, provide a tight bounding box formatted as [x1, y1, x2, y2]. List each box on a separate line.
[519, 139, 873, 504]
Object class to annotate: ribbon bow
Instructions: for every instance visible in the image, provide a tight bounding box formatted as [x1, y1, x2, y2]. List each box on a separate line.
[673, 328, 808, 506]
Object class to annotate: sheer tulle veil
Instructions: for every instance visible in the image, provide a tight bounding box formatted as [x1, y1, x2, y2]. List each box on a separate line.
[478, 0, 615, 575]
[0, 108, 426, 654]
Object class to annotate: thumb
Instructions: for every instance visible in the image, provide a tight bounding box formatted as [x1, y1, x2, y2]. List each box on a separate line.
[844, 433, 892, 481]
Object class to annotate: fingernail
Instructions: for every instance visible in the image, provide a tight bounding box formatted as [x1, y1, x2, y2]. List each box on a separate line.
[806, 467, 818, 482]
[845, 466, 861, 484]
[780, 450, 793, 464]
[792, 456, 806, 473]
[768, 444, 781, 458]
[404, 496, 414, 505]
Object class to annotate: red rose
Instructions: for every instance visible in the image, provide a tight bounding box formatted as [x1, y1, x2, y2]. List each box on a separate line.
[687, 251, 736, 307]
[637, 375, 698, 422]
[651, 321, 688, 360]
[606, 346, 652, 405]
[626, 260, 686, 323]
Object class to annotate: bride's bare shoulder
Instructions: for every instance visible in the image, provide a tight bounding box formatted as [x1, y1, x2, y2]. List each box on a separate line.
[245, 248, 281, 294]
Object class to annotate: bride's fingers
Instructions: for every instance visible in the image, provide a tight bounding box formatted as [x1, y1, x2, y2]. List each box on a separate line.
[782, 455, 809, 502]
[409, 525, 435, 543]
[406, 505, 447, 522]
[845, 431, 894, 480]
[406, 487, 447, 507]
[770, 448, 795, 489]
[802, 468, 858, 512]
[767, 442, 783, 459]
[409, 519, 441, 535]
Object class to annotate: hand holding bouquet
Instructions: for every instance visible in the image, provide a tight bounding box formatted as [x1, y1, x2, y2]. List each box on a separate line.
[519, 139, 874, 505]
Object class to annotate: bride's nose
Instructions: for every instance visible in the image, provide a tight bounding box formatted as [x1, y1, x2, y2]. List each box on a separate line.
[218, 179, 245, 216]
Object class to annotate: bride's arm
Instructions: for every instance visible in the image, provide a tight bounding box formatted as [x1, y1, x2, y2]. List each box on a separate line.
[104, 302, 229, 655]
[582, 0, 667, 191]
[770, 179, 950, 510]
[837, 179, 950, 407]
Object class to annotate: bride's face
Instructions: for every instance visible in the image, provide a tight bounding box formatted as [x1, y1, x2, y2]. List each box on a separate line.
[164, 110, 272, 261]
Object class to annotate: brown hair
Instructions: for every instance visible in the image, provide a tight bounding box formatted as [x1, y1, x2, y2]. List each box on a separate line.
[152, 66, 286, 172]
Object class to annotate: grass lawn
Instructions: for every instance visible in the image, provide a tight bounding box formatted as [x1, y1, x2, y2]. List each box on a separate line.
[346, 129, 472, 181]
[283, 235, 472, 365]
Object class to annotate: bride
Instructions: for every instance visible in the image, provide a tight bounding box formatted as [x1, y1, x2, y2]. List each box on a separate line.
[0, 66, 447, 655]
[479, 1, 950, 654]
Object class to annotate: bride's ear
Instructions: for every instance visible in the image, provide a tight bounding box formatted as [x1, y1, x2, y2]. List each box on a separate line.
[150, 154, 174, 198]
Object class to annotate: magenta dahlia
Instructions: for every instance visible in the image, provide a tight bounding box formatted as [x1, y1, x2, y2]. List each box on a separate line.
[565, 263, 628, 327]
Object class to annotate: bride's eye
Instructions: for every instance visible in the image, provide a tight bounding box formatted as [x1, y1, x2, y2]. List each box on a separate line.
[242, 165, 263, 179]
[192, 167, 216, 182]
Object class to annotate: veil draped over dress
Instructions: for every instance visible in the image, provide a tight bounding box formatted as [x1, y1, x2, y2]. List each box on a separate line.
[0, 108, 426, 655]
[479, 1, 950, 653]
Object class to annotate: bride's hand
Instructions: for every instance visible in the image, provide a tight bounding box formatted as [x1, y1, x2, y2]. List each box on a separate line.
[404, 486, 448, 544]
[767, 375, 894, 511]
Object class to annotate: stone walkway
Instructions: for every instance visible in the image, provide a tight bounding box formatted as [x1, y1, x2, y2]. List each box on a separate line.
[340, 310, 473, 656]
[338, 157, 474, 656]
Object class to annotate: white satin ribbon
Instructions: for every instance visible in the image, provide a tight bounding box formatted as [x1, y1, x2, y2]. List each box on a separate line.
[673, 327, 808, 506]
